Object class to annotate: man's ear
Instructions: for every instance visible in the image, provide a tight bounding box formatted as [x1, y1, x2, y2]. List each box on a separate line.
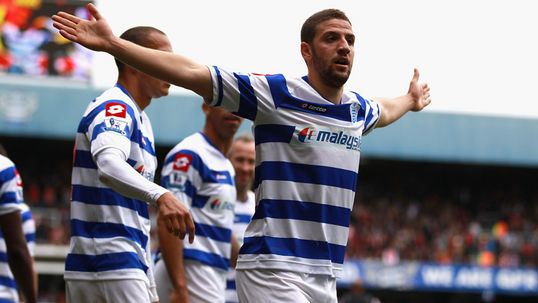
[201, 102, 211, 115]
[300, 41, 312, 64]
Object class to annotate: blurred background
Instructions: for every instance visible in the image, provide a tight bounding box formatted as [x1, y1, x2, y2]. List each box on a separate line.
[0, 0, 536, 302]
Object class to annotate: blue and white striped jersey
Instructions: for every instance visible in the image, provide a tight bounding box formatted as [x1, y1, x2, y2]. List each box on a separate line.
[207, 67, 381, 278]
[0, 155, 35, 303]
[160, 132, 236, 271]
[0, 155, 24, 216]
[0, 203, 35, 303]
[225, 191, 255, 303]
[65, 84, 158, 283]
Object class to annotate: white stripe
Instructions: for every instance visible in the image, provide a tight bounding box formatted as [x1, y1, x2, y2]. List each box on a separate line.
[0, 262, 12, 278]
[236, 254, 341, 276]
[71, 166, 102, 187]
[245, 217, 348, 246]
[69, 236, 141, 256]
[258, 180, 354, 209]
[256, 141, 360, 171]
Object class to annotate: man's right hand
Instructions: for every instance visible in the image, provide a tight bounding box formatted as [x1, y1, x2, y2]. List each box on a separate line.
[156, 192, 195, 243]
[52, 3, 115, 52]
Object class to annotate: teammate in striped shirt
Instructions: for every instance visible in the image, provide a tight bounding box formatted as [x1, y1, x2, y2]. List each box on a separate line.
[63, 27, 194, 303]
[154, 104, 242, 303]
[53, 6, 431, 302]
[0, 151, 37, 303]
[225, 134, 256, 303]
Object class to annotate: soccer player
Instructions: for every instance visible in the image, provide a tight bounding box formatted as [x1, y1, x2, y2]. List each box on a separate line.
[154, 104, 242, 303]
[0, 152, 37, 303]
[225, 133, 256, 303]
[53, 5, 431, 302]
[63, 26, 194, 303]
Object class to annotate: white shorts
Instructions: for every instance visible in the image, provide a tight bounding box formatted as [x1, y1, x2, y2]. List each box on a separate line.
[236, 268, 337, 303]
[65, 279, 153, 303]
[154, 259, 226, 303]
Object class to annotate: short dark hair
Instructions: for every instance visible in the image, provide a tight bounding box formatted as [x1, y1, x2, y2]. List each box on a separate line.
[301, 9, 351, 44]
[115, 26, 166, 73]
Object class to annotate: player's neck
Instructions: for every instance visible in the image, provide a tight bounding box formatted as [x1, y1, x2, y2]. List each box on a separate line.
[201, 127, 233, 156]
[306, 73, 344, 105]
[235, 186, 250, 202]
[117, 78, 151, 111]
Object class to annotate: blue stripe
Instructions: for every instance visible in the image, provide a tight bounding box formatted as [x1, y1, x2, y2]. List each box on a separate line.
[226, 279, 236, 290]
[194, 222, 231, 243]
[21, 210, 32, 222]
[71, 184, 149, 219]
[240, 236, 346, 264]
[0, 253, 6, 262]
[70, 219, 148, 249]
[25, 233, 35, 243]
[266, 74, 353, 122]
[73, 150, 97, 169]
[0, 275, 16, 290]
[65, 252, 148, 273]
[253, 161, 357, 191]
[0, 166, 15, 184]
[163, 150, 233, 185]
[234, 213, 253, 224]
[0, 298, 16, 303]
[232, 73, 257, 121]
[254, 124, 295, 145]
[253, 199, 350, 227]
[0, 192, 19, 205]
[183, 248, 229, 270]
[191, 194, 209, 209]
[213, 66, 224, 107]
[126, 158, 137, 167]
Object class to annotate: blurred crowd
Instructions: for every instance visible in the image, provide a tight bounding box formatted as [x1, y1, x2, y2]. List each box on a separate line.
[346, 162, 538, 268]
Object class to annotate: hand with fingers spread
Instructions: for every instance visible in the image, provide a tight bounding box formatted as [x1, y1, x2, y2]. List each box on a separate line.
[408, 68, 431, 112]
[156, 192, 195, 243]
[52, 3, 114, 52]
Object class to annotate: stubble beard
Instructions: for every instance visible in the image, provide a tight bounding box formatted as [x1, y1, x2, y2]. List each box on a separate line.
[312, 49, 351, 88]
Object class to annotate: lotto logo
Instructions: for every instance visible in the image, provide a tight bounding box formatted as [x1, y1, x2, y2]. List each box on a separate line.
[173, 153, 193, 172]
[105, 102, 127, 118]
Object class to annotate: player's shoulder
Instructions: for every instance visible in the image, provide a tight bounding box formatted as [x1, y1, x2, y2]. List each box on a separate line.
[0, 154, 15, 171]
[93, 86, 137, 111]
[166, 132, 203, 160]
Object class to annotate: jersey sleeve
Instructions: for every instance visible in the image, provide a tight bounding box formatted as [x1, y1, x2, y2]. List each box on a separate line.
[160, 149, 203, 209]
[0, 158, 24, 216]
[356, 95, 382, 136]
[82, 100, 137, 159]
[20, 204, 35, 256]
[206, 66, 266, 122]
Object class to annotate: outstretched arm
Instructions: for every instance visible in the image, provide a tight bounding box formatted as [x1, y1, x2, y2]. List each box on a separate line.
[52, 3, 212, 101]
[374, 68, 431, 128]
